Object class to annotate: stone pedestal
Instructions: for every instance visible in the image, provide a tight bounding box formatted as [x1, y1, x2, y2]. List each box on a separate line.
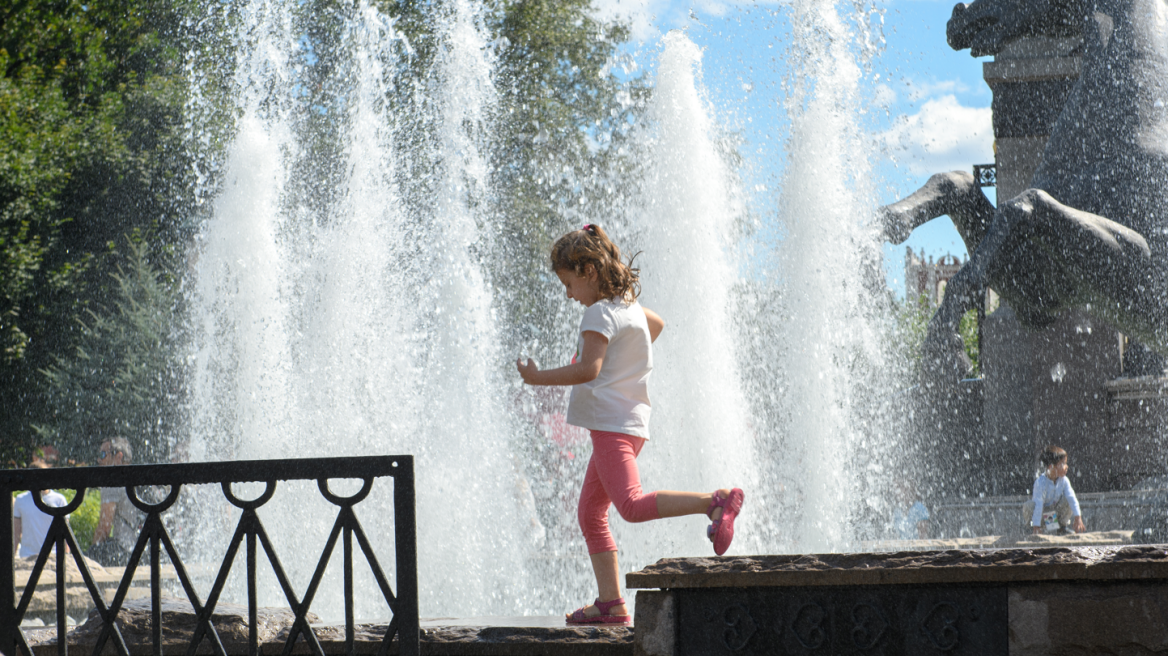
[1104, 376, 1168, 489]
[983, 36, 1081, 202]
[910, 379, 984, 499]
[629, 549, 1168, 656]
[981, 307, 1122, 493]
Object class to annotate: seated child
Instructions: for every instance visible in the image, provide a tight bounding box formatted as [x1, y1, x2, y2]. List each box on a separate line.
[1023, 445, 1086, 534]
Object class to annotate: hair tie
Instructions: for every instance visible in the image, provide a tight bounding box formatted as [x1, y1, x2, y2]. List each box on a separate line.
[582, 224, 593, 231]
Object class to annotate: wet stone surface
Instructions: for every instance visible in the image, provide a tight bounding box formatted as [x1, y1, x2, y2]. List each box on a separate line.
[24, 603, 633, 655]
[626, 544, 1168, 589]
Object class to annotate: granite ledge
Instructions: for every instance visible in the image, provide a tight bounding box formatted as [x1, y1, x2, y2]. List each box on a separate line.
[626, 545, 1168, 589]
[28, 621, 633, 656]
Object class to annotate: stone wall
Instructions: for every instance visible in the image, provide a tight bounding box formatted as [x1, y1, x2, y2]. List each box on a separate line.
[630, 548, 1168, 655]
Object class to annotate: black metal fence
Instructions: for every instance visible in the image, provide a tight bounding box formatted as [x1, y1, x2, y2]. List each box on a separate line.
[0, 456, 418, 656]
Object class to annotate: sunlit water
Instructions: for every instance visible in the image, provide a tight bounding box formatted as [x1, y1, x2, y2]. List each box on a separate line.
[181, 0, 894, 620]
[770, 2, 893, 553]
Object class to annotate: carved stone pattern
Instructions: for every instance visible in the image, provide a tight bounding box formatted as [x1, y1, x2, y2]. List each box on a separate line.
[792, 603, 827, 649]
[920, 602, 961, 651]
[676, 585, 1007, 655]
[720, 605, 756, 651]
[850, 603, 887, 650]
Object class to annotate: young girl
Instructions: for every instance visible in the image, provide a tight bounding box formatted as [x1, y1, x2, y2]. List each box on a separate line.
[516, 224, 745, 625]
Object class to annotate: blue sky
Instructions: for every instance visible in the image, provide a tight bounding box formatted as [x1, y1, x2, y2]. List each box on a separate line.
[590, 0, 997, 296]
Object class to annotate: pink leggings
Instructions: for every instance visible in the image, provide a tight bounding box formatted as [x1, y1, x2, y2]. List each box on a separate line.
[578, 430, 661, 554]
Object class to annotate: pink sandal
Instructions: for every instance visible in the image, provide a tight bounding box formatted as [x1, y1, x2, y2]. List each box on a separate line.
[566, 597, 631, 625]
[707, 488, 745, 556]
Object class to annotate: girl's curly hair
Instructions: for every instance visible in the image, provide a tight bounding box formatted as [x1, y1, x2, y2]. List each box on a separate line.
[550, 224, 640, 303]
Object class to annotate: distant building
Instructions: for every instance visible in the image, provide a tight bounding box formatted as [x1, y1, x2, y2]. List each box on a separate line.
[905, 248, 963, 306]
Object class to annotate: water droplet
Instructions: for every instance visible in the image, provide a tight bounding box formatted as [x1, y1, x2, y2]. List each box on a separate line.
[1051, 362, 1067, 383]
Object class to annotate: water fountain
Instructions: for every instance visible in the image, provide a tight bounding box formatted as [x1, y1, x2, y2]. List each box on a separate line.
[183, 0, 893, 624]
[15, 0, 1168, 649]
[18, 0, 1168, 650]
[187, 0, 532, 619]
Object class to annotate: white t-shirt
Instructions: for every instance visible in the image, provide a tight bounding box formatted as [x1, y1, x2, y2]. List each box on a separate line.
[13, 490, 68, 558]
[566, 298, 653, 439]
[1030, 475, 1082, 526]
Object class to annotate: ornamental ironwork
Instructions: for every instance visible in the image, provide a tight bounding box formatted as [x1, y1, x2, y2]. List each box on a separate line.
[0, 456, 419, 656]
[973, 163, 996, 188]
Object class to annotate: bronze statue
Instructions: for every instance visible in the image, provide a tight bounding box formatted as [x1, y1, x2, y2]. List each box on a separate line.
[881, 0, 1168, 378]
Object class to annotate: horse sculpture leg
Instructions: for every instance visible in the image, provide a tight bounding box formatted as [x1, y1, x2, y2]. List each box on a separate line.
[923, 187, 1155, 380]
[879, 170, 996, 249]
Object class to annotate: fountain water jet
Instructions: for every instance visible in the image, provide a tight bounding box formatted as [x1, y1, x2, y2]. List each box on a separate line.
[186, 0, 532, 619]
[617, 31, 758, 562]
[771, 2, 891, 553]
[181, 0, 897, 620]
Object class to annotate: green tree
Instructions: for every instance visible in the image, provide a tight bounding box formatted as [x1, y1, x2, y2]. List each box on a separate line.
[891, 294, 981, 377]
[0, 0, 193, 465]
[36, 235, 184, 463]
[485, 0, 647, 360]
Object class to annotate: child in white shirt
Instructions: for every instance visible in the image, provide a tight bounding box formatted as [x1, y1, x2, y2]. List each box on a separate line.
[1024, 445, 1086, 534]
[517, 224, 745, 625]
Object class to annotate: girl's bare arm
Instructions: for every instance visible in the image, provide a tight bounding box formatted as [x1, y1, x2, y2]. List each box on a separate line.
[517, 331, 608, 386]
[643, 307, 664, 342]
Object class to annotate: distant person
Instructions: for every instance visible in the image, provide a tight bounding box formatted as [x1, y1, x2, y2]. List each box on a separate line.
[12, 463, 68, 558]
[88, 438, 144, 565]
[1024, 445, 1086, 535]
[516, 224, 745, 626]
[891, 480, 930, 540]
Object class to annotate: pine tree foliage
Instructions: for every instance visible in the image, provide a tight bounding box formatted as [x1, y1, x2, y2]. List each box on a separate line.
[35, 236, 184, 464]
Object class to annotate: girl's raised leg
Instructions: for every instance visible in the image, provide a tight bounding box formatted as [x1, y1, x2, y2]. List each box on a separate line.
[655, 490, 731, 518]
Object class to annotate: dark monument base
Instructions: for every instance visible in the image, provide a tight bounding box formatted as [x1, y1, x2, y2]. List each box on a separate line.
[629, 549, 1168, 655]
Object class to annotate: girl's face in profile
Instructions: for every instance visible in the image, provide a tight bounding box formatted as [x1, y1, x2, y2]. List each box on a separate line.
[556, 267, 601, 307]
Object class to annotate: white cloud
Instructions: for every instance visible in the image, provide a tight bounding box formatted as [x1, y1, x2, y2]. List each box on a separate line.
[873, 83, 897, 106]
[901, 78, 974, 102]
[880, 94, 993, 175]
[687, 0, 735, 18]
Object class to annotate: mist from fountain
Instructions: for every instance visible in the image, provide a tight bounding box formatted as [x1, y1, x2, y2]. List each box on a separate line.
[181, 0, 894, 620]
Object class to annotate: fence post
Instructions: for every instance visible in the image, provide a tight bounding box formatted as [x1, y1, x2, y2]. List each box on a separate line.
[1, 489, 14, 656]
[395, 458, 419, 656]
